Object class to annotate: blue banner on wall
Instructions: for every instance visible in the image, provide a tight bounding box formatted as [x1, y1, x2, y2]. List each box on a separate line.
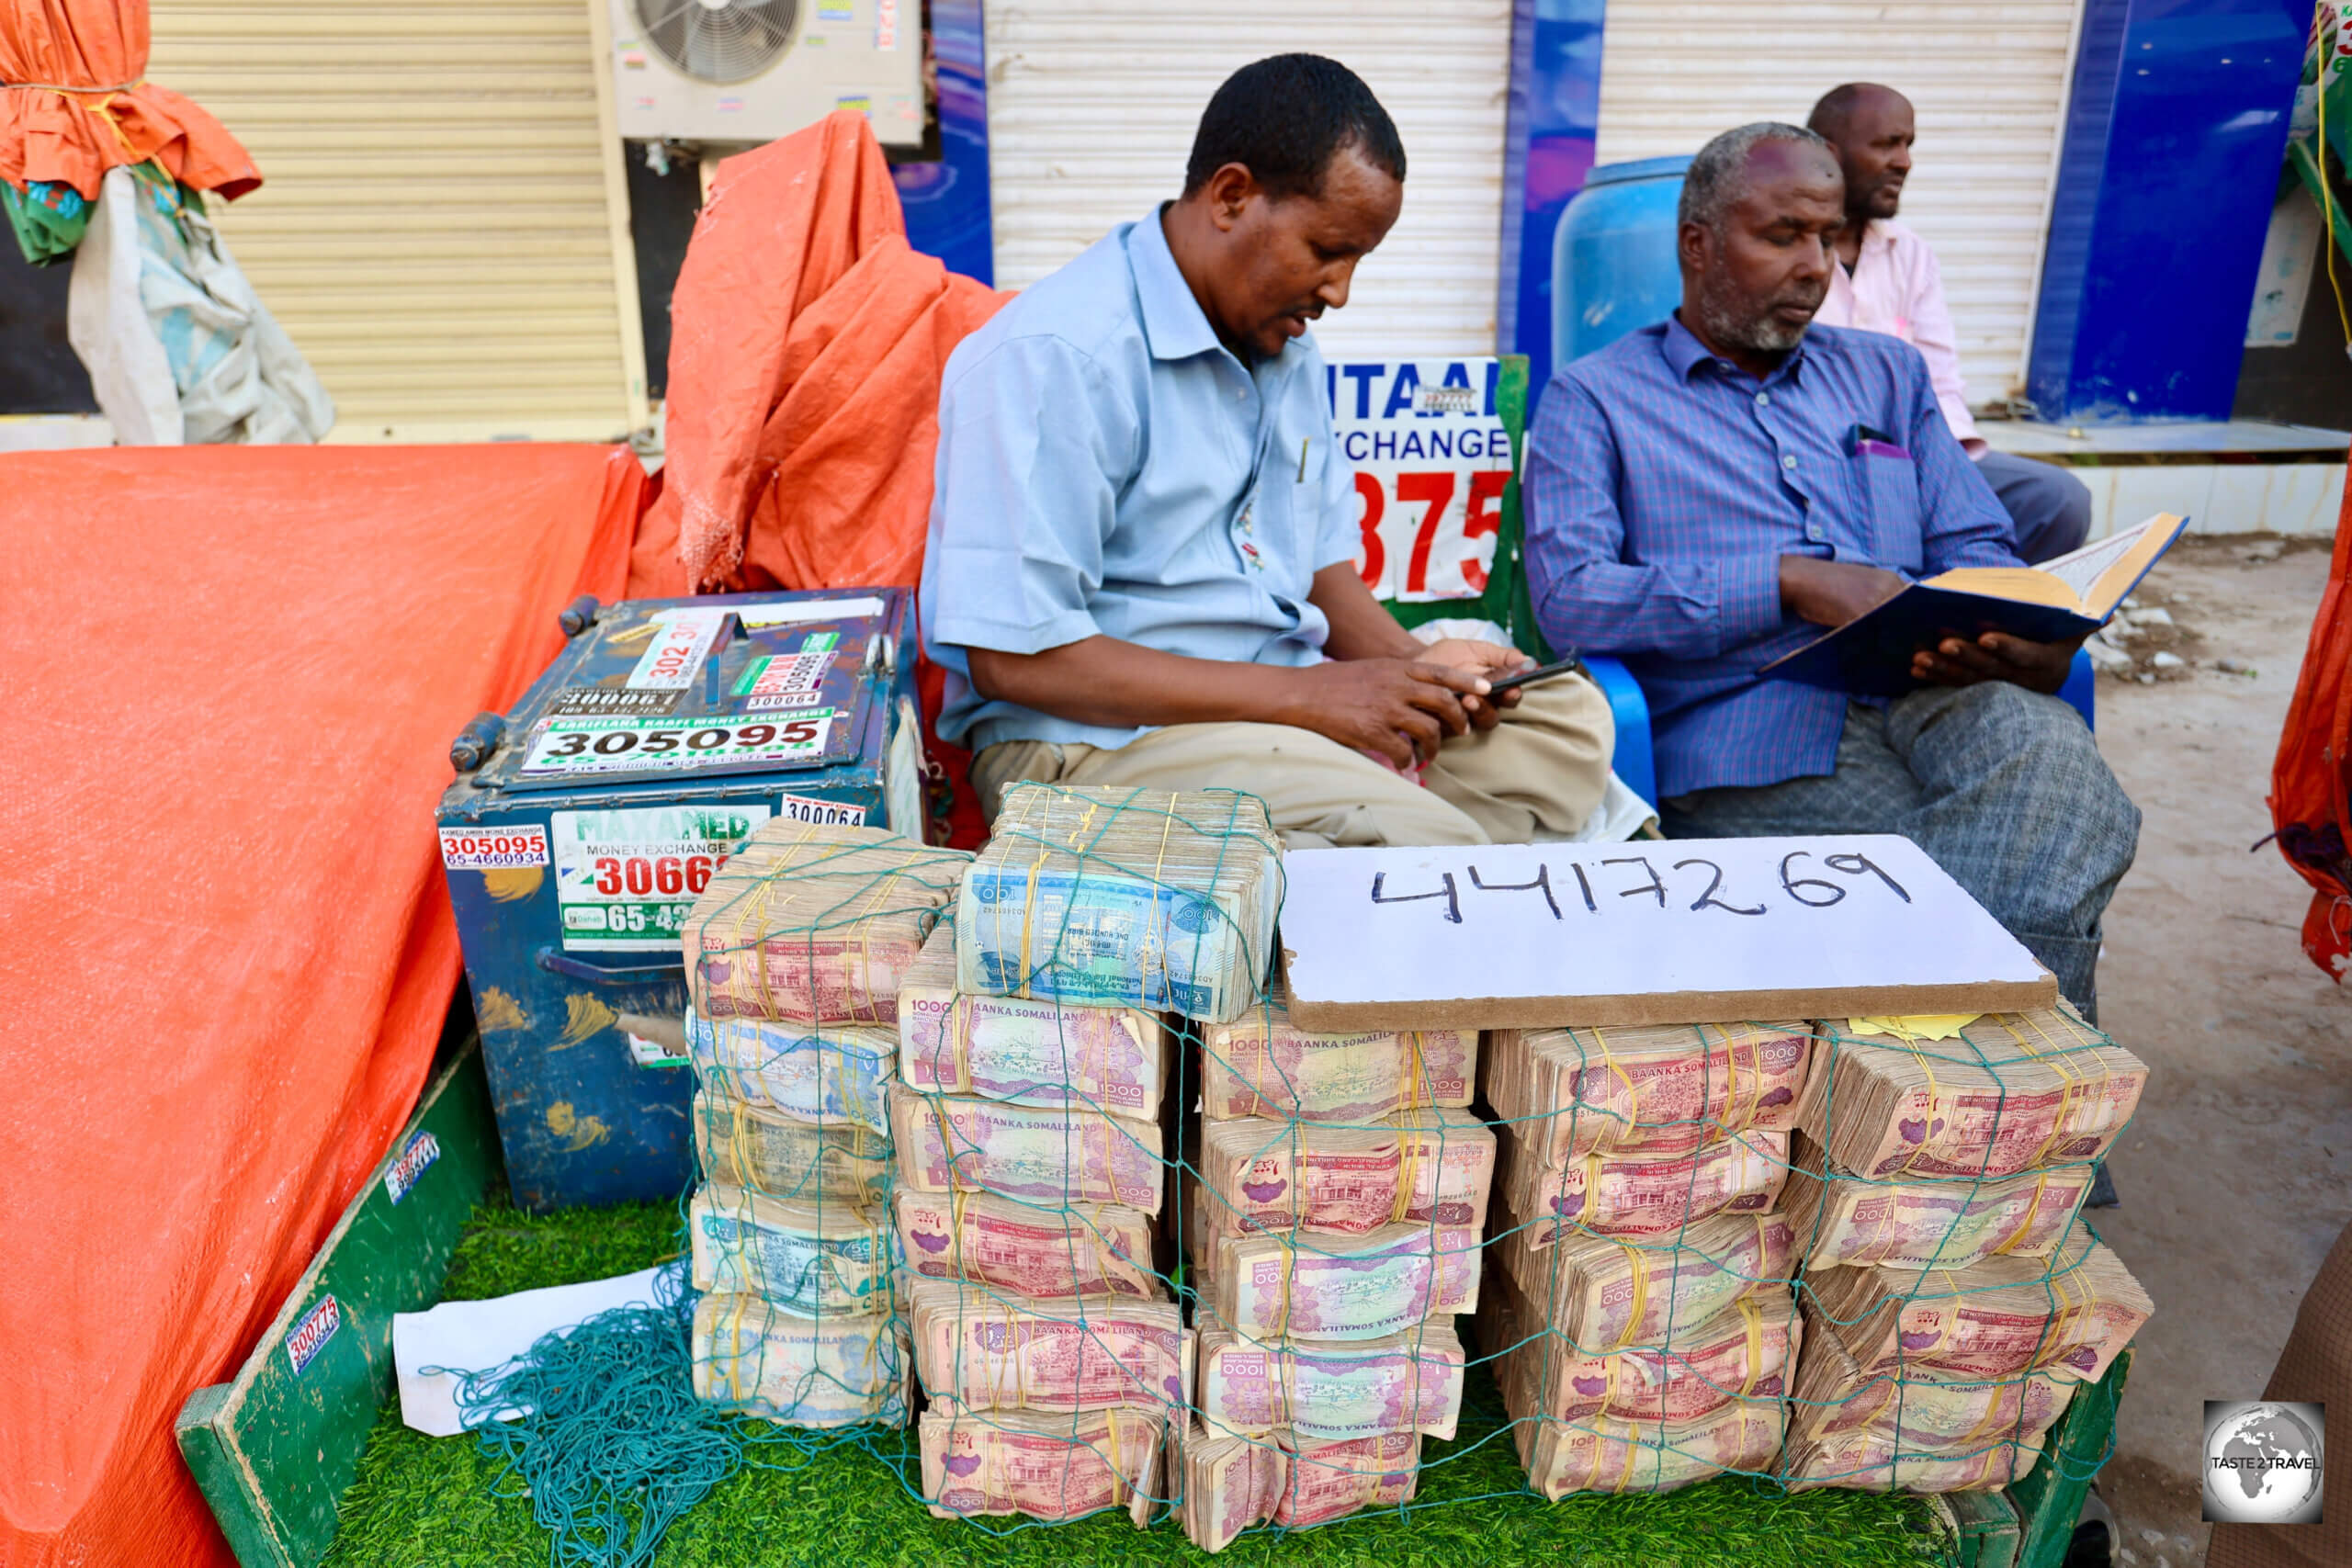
[1499, 0, 1608, 401]
[895, 0, 994, 287]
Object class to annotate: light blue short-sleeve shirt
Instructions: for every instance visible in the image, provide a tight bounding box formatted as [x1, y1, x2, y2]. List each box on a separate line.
[920, 207, 1360, 752]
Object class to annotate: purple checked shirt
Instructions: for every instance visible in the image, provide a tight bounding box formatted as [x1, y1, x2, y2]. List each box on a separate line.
[1524, 316, 2019, 799]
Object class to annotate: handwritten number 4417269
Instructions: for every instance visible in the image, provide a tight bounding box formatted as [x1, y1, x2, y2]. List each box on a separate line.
[1368, 851, 1909, 923]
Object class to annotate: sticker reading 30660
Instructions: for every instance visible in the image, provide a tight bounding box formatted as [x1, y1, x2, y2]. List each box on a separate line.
[437, 824, 550, 869]
[551, 804, 772, 951]
[519, 713, 834, 777]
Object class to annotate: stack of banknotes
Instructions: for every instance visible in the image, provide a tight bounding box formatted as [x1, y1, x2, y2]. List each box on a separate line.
[955, 784, 1281, 1023]
[1485, 1021, 1815, 1160]
[889, 1085, 1166, 1213]
[1198, 999, 1477, 1123]
[1180, 1427, 1420, 1553]
[1193, 1323, 1464, 1443]
[689, 1290, 910, 1427]
[920, 1404, 1165, 1527]
[906, 1278, 1190, 1415]
[1202, 1223, 1483, 1340]
[1494, 1122, 1787, 1242]
[1194, 1107, 1496, 1241]
[1780, 1133, 2097, 1270]
[894, 1188, 1160, 1300]
[685, 820, 968, 1025]
[676, 820, 962, 1427]
[1801, 1007, 2145, 1181]
[1485, 1179, 1798, 1494]
[1781, 1220, 2151, 1491]
[898, 923, 1170, 1120]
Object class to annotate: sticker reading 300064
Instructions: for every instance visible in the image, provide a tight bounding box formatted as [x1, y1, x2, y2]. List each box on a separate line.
[520, 713, 834, 777]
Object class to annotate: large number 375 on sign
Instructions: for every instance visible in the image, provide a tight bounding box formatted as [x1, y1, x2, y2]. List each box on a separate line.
[1328, 357, 1514, 604]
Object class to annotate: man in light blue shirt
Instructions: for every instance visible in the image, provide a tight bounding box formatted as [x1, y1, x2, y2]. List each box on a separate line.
[920, 54, 1612, 847]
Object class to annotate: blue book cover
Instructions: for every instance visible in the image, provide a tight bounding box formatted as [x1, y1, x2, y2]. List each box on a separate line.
[1761, 513, 2188, 698]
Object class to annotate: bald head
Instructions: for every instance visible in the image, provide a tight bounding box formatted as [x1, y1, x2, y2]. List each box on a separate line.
[1808, 83, 1914, 224]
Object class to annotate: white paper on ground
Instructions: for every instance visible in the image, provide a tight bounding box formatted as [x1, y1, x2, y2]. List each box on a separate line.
[393, 1265, 669, 1436]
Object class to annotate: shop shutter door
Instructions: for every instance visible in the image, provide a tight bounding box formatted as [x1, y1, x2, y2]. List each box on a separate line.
[1593, 1, 2085, 403]
[147, 0, 646, 441]
[983, 3, 1513, 357]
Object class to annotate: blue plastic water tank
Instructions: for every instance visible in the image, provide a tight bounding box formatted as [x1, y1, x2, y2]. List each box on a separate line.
[1550, 153, 1691, 370]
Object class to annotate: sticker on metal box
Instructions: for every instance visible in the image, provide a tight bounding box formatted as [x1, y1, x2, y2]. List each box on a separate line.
[438, 824, 549, 870]
[550, 804, 772, 952]
[518, 712, 834, 777]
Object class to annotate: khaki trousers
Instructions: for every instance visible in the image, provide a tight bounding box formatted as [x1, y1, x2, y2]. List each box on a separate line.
[969, 674, 1613, 849]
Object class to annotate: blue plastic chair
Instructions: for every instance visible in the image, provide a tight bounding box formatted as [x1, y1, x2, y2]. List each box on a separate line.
[1587, 651, 2097, 809]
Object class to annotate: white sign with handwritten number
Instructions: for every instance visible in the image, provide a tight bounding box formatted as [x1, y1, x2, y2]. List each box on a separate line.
[1279, 835, 2054, 1030]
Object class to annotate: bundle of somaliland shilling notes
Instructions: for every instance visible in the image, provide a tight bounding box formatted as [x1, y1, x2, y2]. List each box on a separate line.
[893, 1188, 1161, 1302]
[1197, 1107, 1496, 1239]
[693, 1089, 892, 1207]
[890, 1085, 1165, 1213]
[1495, 1122, 1786, 1242]
[1513, 1403, 1787, 1498]
[1788, 1307, 2075, 1453]
[690, 1291, 910, 1427]
[1206, 1223, 1481, 1340]
[1780, 1134, 2094, 1270]
[686, 1182, 894, 1318]
[956, 784, 1280, 1024]
[1485, 1021, 1815, 1161]
[1492, 1198, 1800, 1352]
[1180, 1427, 1419, 1553]
[1194, 1323, 1464, 1442]
[1481, 1262, 1799, 1426]
[897, 923, 1170, 1120]
[684, 1008, 894, 1134]
[1801, 1222, 2150, 1384]
[1198, 998, 1477, 1122]
[684, 820, 967, 1024]
[920, 1403, 1164, 1527]
[907, 1278, 1189, 1416]
[1803, 1007, 2145, 1180]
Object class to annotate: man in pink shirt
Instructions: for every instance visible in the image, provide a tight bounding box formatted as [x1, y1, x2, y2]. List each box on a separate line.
[1807, 83, 2091, 564]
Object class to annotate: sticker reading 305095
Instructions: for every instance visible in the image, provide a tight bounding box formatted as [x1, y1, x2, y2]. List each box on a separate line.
[437, 824, 550, 869]
[519, 713, 834, 777]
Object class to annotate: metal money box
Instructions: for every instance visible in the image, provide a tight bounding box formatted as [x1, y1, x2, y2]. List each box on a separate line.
[435, 589, 926, 1210]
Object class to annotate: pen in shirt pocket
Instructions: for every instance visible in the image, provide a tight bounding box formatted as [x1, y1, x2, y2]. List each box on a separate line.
[1297, 436, 1310, 483]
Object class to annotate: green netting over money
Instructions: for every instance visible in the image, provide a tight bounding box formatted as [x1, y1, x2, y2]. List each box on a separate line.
[453, 801, 2154, 1563]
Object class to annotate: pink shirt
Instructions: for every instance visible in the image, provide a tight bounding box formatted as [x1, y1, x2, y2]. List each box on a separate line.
[1812, 216, 1984, 451]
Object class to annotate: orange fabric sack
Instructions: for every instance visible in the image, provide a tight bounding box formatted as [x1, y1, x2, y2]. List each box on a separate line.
[0, 444, 639, 1566]
[632, 107, 1007, 597]
[2, 0, 260, 198]
[2270, 463, 2352, 980]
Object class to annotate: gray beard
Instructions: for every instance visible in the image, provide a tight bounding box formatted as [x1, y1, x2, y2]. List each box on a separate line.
[1691, 276, 1815, 356]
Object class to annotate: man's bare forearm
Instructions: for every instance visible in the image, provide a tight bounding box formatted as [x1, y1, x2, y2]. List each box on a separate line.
[967, 637, 1308, 730]
[1309, 561, 1426, 661]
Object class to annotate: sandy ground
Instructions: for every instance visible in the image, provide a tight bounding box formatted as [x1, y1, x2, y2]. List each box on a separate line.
[2077, 534, 2348, 1568]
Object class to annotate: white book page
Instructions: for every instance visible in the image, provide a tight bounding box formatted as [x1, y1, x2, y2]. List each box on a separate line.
[2040, 518, 2154, 608]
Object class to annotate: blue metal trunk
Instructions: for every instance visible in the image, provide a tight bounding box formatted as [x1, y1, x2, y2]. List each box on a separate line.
[434, 590, 923, 1211]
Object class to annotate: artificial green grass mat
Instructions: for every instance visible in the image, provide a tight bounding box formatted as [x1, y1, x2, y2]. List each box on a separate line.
[322, 1186, 1954, 1568]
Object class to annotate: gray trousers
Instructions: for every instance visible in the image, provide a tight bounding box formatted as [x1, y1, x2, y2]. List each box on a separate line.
[1660, 683, 2139, 1020]
[1975, 448, 2092, 565]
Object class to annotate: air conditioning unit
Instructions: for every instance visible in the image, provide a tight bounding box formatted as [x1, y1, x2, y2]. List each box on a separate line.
[610, 0, 923, 150]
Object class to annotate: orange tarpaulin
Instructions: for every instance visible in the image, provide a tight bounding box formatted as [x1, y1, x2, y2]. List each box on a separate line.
[1, 0, 259, 199]
[2270, 462, 2352, 980]
[0, 444, 639, 1566]
[631, 108, 1006, 598]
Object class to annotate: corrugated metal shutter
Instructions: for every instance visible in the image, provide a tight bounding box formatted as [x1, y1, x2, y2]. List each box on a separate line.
[146, 0, 646, 442]
[1594, 1, 2085, 402]
[983, 3, 1512, 357]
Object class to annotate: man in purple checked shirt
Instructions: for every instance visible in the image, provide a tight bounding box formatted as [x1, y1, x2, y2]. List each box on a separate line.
[1522, 122, 2139, 1029]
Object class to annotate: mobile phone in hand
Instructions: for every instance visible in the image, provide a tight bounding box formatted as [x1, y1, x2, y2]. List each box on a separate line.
[1484, 654, 1586, 695]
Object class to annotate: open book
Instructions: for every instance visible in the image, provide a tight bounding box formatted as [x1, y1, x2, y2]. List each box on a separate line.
[1761, 513, 2188, 697]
